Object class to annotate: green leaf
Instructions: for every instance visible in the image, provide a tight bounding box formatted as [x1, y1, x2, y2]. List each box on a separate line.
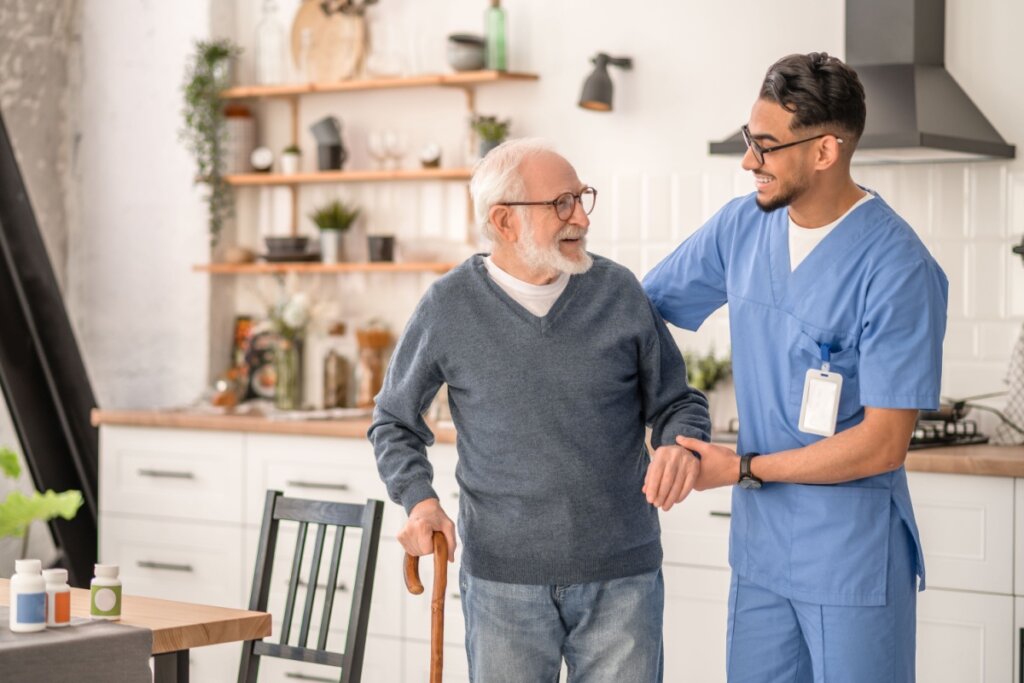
[0, 447, 20, 479]
[0, 490, 83, 539]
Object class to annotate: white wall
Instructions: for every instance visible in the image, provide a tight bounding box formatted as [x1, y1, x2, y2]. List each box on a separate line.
[67, 0, 1023, 420]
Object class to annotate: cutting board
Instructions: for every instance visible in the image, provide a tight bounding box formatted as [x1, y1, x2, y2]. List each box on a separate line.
[291, 1, 366, 82]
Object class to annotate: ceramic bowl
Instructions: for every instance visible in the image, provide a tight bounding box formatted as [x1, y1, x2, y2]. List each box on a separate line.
[447, 34, 486, 72]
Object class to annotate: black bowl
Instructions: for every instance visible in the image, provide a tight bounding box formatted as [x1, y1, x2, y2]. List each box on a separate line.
[264, 237, 309, 255]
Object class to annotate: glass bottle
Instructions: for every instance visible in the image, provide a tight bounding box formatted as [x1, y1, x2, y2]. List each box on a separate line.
[274, 337, 303, 411]
[255, 0, 286, 85]
[485, 0, 507, 71]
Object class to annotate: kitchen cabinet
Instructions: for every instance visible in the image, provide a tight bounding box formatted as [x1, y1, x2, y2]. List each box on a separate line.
[918, 588, 1014, 683]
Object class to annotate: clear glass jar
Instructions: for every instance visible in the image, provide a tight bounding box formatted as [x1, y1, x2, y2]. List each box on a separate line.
[254, 0, 286, 85]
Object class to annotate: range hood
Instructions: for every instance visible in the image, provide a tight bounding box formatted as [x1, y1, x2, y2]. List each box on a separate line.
[709, 0, 1015, 164]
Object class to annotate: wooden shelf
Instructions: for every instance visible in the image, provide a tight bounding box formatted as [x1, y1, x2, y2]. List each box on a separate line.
[220, 71, 539, 99]
[225, 168, 472, 186]
[194, 261, 458, 275]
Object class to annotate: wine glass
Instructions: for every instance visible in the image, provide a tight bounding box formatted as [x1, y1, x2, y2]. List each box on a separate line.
[383, 130, 407, 170]
[367, 130, 390, 170]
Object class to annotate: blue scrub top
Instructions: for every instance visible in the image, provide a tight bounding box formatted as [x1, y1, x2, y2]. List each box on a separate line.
[644, 190, 948, 606]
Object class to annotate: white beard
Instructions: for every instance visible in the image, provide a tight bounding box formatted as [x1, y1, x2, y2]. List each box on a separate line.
[515, 218, 593, 276]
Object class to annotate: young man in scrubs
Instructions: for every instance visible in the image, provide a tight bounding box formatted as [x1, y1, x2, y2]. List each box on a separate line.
[644, 52, 948, 682]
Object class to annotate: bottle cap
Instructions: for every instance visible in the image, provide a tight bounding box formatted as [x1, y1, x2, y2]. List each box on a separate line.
[14, 559, 42, 574]
[94, 564, 119, 578]
[42, 568, 68, 583]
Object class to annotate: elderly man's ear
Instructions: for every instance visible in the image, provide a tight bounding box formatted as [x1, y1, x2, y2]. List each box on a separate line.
[488, 204, 518, 242]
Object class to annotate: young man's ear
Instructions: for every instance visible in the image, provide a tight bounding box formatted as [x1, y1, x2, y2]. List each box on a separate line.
[488, 204, 518, 241]
[814, 134, 844, 170]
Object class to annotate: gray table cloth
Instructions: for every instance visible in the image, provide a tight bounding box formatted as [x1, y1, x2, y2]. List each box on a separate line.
[0, 606, 152, 682]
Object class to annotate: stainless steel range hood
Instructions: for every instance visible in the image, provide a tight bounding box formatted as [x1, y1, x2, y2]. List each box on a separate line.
[709, 0, 1015, 164]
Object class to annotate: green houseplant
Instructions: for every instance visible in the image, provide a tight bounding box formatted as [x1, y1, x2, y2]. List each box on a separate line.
[684, 350, 732, 393]
[181, 39, 240, 246]
[470, 114, 511, 157]
[0, 447, 83, 560]
[309, 199, 361, 264]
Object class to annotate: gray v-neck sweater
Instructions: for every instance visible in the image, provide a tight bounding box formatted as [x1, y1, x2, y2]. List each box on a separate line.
[369, 254, 710, 585]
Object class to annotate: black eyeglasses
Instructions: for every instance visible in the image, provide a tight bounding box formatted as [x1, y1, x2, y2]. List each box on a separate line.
[498, 186, 598, 221]
[741, 124, 843, 165]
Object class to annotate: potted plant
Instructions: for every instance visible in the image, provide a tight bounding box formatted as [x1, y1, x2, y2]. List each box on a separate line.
[470, 114, 511, 158]
[0, 447, 83, 562]
[309, 199, 360, 264]
[181, 38, 240, 247]
[280, 144, 301, 174]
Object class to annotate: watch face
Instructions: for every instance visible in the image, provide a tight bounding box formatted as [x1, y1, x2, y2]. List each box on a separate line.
[738, 477, 762, 490]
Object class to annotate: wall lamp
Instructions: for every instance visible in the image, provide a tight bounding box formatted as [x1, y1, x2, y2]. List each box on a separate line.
[578, 53, 633, 112]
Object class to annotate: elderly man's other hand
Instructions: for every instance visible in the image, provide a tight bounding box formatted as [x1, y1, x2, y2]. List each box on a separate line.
[676, 436, 740, 491]
[400, 498, 457, 561]
[643, 443, 701, 512]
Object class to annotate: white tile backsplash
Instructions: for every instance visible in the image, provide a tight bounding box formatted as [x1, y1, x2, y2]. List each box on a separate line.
[968, 243, 1007, 319]
[943, 321, 977, 361]
[968, 164, 1008, 238]
[931, 165, 969, 239]
[978, 322, 1023, 362]
[644, 175, 672, 243]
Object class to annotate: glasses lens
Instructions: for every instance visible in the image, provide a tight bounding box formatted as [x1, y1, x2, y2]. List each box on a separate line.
[580, 187, 596, 215]
[741, 126, 763, 165]
[554, 192, 576, 220]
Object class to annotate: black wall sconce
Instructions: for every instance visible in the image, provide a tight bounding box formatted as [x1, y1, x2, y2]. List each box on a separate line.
[578, 53, 633, 112]
[1013, 237, 1024, 265]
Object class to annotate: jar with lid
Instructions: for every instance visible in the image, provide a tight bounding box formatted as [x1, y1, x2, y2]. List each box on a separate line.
[9, 559, 46, 632]
[90, 564, 122, 620]
[42, 567, 71, 627]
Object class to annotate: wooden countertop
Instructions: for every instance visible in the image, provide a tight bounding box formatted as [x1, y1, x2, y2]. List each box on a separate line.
[91, 408, 458, 444]
[92, 409, 1024, 477]
[0, 578, 270, 655]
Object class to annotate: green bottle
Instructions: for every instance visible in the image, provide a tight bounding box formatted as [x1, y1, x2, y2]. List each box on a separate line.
[485, 0, 507, 71]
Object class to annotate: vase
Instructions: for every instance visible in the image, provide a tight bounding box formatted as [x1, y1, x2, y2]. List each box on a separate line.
[479, 138, 502, 158]
[274, 337, 303, 410]
[320, 230, 342, 263]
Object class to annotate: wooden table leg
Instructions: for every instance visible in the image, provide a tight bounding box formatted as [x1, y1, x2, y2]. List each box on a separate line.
[153, 650, 190, 683]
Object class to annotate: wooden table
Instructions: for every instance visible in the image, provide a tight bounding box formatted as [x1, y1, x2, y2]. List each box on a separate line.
[0, 578, 271, 682]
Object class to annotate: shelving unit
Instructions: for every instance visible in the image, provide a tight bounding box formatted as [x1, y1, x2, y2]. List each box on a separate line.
[194, 261, 457, 275]
[225, 167, 471, 187]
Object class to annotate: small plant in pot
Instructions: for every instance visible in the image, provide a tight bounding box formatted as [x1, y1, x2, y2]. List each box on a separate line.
[470, 114, 511, 158]
[280, 144, 301, 174]
[309, 199, 360, 264]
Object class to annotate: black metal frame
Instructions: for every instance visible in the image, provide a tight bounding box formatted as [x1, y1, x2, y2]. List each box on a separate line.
[740, 124, 844, 165]
[239, 490, 384, 683]
[0, 109, 98, 586]
[499, 186, 598, 221]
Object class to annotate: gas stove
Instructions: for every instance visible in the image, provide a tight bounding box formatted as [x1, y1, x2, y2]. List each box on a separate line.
[908, 417, 989, 450]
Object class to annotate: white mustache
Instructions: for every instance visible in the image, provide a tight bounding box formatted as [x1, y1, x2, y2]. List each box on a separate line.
[557, 227, 587, 240]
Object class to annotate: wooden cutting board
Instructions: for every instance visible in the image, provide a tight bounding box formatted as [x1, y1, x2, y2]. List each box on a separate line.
[291, 1, 366, 82]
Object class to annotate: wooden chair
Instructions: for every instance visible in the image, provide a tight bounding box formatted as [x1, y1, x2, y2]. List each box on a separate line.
[238, 490, 384, 683]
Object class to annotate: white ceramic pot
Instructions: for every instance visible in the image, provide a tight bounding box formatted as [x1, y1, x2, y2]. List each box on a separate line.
[280, 152, 301, 175]
[320, 230, 341, 263]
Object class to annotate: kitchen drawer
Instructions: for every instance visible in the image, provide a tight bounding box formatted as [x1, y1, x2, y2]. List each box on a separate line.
[255, 634, 403, 683]
[1014, 480, 1024, 596]
[186, 642, 243, 683]
[243, 528, 404, 640]
[917, 587, 1013, 683]
[908, 472, 1014, 595]
[99, 514, 245, 608]
[99, 426, 244, 523]
[661, 486, 732, 569]
[244, 434, 400, 534]
[664, 564, 730, 683]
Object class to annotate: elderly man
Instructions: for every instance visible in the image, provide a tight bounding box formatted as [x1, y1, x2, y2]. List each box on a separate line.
[369, 138, 710, 682]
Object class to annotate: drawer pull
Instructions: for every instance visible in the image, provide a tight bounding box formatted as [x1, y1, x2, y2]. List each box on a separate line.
[294, 579, 348, 592]
[137, 560, 194, 573]
[137, 468, 195, 480]
[286, 480, 350, 492]
[285, 673, 336, 682]
[709, 511, 732, 518]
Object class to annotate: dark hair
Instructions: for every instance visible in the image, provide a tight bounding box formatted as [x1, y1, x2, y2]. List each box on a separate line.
[760, 52, 866, 143]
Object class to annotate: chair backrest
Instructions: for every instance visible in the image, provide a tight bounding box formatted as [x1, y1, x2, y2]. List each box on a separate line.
[238, 490, 384, 683]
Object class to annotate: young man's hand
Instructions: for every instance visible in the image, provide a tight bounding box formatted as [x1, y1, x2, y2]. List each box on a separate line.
[676, 436, 740, 491]
[643, 443, 701, 512]
[399, 497, 457, 561]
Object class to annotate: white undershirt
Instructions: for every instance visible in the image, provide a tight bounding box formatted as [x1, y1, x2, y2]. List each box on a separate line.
[484, 255, 569, 317]
[788, 193, 874, 271]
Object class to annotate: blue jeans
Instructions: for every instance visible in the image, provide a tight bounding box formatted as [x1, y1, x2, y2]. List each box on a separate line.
[459, 567, 664, 683]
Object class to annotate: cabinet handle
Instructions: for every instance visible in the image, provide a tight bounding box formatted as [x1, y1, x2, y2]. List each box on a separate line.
[286, 480, 349, 492]
[137, 560, 194, 573]
[294, 579, 348, 592]
[285, 673, 336, 682]
[449, 592, 461, 601]
[137, 468, 195, 480]
[709, 511, 731, 518]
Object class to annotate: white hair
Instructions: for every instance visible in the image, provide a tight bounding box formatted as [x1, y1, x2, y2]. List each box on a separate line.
[469, 137, 556, 242]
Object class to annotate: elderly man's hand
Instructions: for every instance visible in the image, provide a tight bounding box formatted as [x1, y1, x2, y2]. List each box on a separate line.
[399, 498, 457, 562]
[643, 443, 701, 512]
[675, 436, 741, 491]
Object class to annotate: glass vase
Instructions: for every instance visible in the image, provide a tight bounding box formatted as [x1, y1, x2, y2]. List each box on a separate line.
[274, 337, 303, 410]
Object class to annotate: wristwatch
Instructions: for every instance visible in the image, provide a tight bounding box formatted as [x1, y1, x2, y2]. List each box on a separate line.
[738, 452, 763, 490]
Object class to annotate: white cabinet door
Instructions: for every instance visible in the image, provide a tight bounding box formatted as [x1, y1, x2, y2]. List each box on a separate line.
[663, 565, 730, 683]
[917, 587, 1014, 683]
[254, 634, 403, 683]
[100, 426, 244, 523]
[908, 472, 1014, 595]
[661, 487, 732, 569]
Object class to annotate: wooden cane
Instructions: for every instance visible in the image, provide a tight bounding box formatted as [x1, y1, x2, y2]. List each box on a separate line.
[404, 531, 448, 683]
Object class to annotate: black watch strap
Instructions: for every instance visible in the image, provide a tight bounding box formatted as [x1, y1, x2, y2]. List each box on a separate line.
[738, 452, 762, 487]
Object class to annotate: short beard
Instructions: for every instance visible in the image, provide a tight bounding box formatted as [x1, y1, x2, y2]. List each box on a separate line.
[516, 215, 593, 276]
[755, 172, 811, 213]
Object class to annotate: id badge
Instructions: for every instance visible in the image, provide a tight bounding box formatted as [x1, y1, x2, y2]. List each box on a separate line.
[798, 368, 843, 436]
